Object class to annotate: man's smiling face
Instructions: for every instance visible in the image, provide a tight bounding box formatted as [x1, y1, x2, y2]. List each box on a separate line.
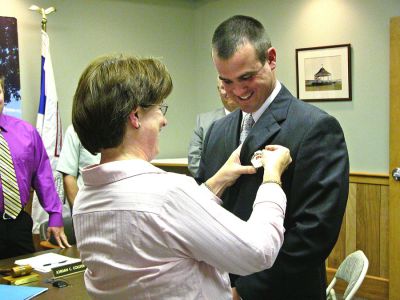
[213, 42, 277, 113]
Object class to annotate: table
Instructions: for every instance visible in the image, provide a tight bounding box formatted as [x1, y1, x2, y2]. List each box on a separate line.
[151, 158, 191, 176]
[0, 246, 89, 299]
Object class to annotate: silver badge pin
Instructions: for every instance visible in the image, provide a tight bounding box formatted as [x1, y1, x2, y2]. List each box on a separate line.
[251, 150, 263, 169]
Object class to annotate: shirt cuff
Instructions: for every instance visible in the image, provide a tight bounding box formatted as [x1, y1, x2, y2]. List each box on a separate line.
[200, 183, 223, 205]
[47, 212, 63, 227]
[254, 183, 287, 212]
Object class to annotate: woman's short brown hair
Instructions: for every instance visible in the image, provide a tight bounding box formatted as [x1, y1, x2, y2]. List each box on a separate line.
[72, 55, 173, 154]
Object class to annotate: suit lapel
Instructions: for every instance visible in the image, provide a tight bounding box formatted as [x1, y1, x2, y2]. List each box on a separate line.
[224, 109, 242, 155]
[240, 85, 293, 163]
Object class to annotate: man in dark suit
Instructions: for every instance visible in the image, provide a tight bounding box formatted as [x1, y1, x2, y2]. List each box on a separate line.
[188, 79, 238, 176]
[197, 15, 349, 300]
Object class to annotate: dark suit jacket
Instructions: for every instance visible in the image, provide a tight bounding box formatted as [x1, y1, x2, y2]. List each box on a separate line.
[197, 85, 349, 300]
[188, 107, 226, 177]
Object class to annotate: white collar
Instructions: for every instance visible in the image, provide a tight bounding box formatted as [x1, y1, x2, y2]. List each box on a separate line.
[243, 80, 282, 123]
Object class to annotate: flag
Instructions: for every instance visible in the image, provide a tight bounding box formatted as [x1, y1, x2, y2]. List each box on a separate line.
[31, 30, 69, 234]
[36, 30, 62, 151]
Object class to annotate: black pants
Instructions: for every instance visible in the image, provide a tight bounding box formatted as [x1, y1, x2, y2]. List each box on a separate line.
[0, 210, 35, 259]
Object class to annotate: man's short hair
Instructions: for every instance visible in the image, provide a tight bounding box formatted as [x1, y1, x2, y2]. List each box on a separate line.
[212, 15, 272, 64]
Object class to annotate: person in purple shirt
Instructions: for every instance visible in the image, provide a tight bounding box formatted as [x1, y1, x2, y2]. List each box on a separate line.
[0, 76, 70, 259]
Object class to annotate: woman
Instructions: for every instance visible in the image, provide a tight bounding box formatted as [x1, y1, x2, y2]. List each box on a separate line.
[72, 55, 291, 299]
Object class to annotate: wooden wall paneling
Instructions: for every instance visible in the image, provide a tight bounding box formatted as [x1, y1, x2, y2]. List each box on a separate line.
[354, 274, 388, 300]
[345, 183, 357, 254]
[380, 185, 389, 278]
[356, 184, 381, 276]
[326, 182, 356, 269]
[327, 213, 346, 268]
[350, 173, 389, 185]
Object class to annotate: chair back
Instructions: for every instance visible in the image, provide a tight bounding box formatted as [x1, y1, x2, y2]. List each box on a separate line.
[39, 216, 76, 246]
[326, 250, 369, 300]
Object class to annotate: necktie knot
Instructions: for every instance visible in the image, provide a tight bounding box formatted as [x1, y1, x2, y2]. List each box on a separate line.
[240, 113, 254, 144]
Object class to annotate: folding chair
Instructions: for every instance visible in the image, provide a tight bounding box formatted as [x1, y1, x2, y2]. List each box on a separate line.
[326, 250, 369, 300]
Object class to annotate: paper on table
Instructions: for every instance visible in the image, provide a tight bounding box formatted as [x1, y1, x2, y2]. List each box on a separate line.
[15, 253, 81, 273]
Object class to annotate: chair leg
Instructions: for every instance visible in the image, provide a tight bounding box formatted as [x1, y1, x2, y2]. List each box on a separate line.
[328, 288, 337, 300]
[32, 234, 42, 252]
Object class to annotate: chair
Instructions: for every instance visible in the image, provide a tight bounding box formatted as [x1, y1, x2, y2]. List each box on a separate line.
[39, 216, 76, 249]
[326, 250, 369, 300]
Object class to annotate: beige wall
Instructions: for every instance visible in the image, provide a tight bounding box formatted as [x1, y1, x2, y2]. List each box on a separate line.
[1, 0, 398, 172]
[194, 0, 399, 173]
[1, 0, 195, 158]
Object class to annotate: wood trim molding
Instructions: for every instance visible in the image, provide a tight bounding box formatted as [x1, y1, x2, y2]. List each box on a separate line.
[350, 172, 389, 185]
[150, 159, 390, 185]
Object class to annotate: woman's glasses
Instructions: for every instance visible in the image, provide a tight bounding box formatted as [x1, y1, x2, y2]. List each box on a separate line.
[141, 104, 168, 116]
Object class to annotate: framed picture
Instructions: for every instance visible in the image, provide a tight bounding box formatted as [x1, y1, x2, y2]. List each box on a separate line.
[296, 44, 351, 102]
[0, 16, 21, 117]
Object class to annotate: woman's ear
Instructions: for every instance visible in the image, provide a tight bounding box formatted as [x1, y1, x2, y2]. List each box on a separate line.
[128, 110, 141, 129]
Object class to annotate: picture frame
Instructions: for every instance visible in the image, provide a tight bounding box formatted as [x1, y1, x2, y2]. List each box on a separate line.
[0, 16, 22, 117]
[295, 44, 351, 102]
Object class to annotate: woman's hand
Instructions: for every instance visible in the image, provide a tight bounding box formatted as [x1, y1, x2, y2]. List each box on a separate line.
[204, 145, 291, 196]
[261, 145, 292, 184]
[205, 145, 256, 197]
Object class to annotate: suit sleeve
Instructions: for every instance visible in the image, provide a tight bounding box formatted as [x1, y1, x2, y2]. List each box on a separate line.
[235, 113, 349, 298]
[195, 118, 220, 184]
[188, 115, 203, 177]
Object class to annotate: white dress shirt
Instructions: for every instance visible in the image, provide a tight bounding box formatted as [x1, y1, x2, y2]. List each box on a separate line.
[73, 159, 286, 300]
[251, 80, 282, 123]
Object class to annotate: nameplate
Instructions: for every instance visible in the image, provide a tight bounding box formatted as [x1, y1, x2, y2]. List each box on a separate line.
[52, 262, 86, 278]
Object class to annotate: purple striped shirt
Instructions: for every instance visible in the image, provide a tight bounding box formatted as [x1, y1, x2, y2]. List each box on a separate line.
[0, 114, 62, 226]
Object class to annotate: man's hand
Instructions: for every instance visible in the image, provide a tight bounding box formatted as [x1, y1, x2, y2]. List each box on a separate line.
[47, 226, 72, 248]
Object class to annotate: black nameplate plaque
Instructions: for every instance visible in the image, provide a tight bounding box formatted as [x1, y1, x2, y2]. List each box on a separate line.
[52, 262, 86, 278]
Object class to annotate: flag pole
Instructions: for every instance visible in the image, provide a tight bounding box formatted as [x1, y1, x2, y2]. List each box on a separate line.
[28, 4, 67, 234]
[28, 5, 56, 32]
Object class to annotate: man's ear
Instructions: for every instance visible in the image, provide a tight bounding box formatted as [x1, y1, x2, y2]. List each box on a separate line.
[266, 47, 277, 70]
[128, 110, 141, 129]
